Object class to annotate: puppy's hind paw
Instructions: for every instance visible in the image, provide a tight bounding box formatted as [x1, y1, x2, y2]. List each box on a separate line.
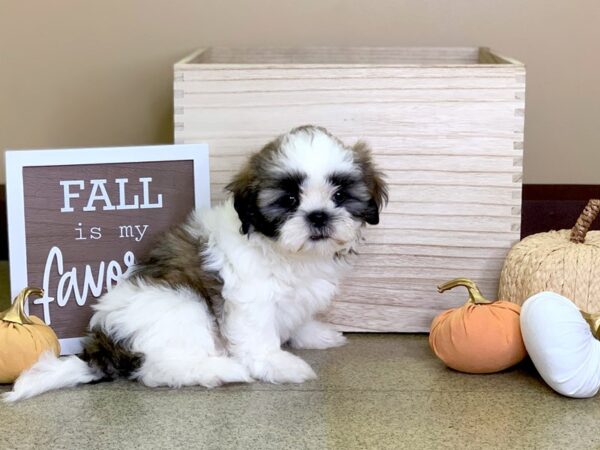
[248, 351, 317, 384]
[289, 321, 347, 349]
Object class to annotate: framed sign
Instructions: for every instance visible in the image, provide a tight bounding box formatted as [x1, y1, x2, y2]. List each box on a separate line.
[5, 145, 210, 355]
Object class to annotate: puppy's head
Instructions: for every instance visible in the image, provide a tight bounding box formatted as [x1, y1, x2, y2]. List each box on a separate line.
[226, 125, 388, 255]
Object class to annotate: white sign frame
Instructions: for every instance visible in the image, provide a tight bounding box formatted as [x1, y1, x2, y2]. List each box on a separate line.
[5, 144, 210, 355]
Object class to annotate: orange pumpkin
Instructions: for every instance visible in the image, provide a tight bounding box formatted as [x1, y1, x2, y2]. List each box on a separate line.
[429, 278, 526, 374]
[0, 288, 60, 383]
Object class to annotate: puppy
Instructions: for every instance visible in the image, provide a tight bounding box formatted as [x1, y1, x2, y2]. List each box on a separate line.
[4, 125, 388, 402]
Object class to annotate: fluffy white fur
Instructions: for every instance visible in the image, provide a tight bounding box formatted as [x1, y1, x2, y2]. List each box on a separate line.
[90, 280, 252, 388]
[3, 352, 102, 403]
[4, 127, 378, 402]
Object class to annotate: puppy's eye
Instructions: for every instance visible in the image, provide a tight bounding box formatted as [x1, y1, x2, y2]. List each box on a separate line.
[333, 190, 346, 204]
[280, 194, 299, 208]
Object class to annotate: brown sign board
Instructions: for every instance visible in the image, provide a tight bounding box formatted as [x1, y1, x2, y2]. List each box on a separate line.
[5, 145, 210, 354]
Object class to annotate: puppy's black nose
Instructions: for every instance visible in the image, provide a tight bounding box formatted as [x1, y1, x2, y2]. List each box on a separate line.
[307, 210, 329, 228]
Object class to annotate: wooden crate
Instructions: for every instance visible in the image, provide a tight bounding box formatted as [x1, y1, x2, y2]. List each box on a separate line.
[174, 47, 525, 332]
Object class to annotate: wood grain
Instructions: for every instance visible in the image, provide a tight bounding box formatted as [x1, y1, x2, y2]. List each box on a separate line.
[174, 46, 525, 332]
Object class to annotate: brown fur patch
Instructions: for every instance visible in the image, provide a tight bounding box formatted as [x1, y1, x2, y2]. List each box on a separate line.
[129, 224, 225, 319]
[81, 328, 144, 379]
[351, 141, 389, 210]
[225, 136, 285, 236]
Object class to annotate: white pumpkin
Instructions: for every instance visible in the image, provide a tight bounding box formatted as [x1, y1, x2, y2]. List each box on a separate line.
[521, 291, 600, 398]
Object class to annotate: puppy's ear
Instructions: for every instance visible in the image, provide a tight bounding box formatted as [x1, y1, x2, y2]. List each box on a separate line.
[352, 141, 389, 225]
[226, 137, 283, 235]
[225, 165, 259, 235]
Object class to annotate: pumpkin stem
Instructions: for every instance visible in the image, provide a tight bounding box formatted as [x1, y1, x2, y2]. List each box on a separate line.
[581, 311, 600, 339]
[0, 287, 44, 325]
[437, 278, 492, 305]
[570, 199, 600, 243]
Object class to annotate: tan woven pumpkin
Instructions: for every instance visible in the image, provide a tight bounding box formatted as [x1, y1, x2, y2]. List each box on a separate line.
[499, 199, 600, 310]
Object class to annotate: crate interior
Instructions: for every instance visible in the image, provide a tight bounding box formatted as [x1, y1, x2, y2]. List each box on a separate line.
[187, 47, 513, 65]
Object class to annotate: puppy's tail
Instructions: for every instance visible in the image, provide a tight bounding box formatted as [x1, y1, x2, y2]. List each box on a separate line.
[2, 352, 103, 403]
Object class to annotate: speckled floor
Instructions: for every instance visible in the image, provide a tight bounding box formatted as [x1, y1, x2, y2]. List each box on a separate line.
[1, 334, 600, 450]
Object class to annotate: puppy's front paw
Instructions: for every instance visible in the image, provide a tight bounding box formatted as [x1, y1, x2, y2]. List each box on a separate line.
[289, 321, 347, 349]
[247, 351, 317, 384]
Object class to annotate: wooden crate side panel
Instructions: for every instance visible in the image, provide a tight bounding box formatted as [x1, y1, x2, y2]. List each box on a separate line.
[204, 153, 520, 173]
[176, 136, 522, 158]
[174, 63, 524, 332]
[325, 303, 456, 333]
[176, 107, 523, 140]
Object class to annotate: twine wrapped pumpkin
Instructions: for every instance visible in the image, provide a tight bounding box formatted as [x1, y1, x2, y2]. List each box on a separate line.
[499, 199, 600, 310]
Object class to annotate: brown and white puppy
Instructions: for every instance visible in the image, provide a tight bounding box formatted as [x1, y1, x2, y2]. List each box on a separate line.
[5, 125, 387, 402]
